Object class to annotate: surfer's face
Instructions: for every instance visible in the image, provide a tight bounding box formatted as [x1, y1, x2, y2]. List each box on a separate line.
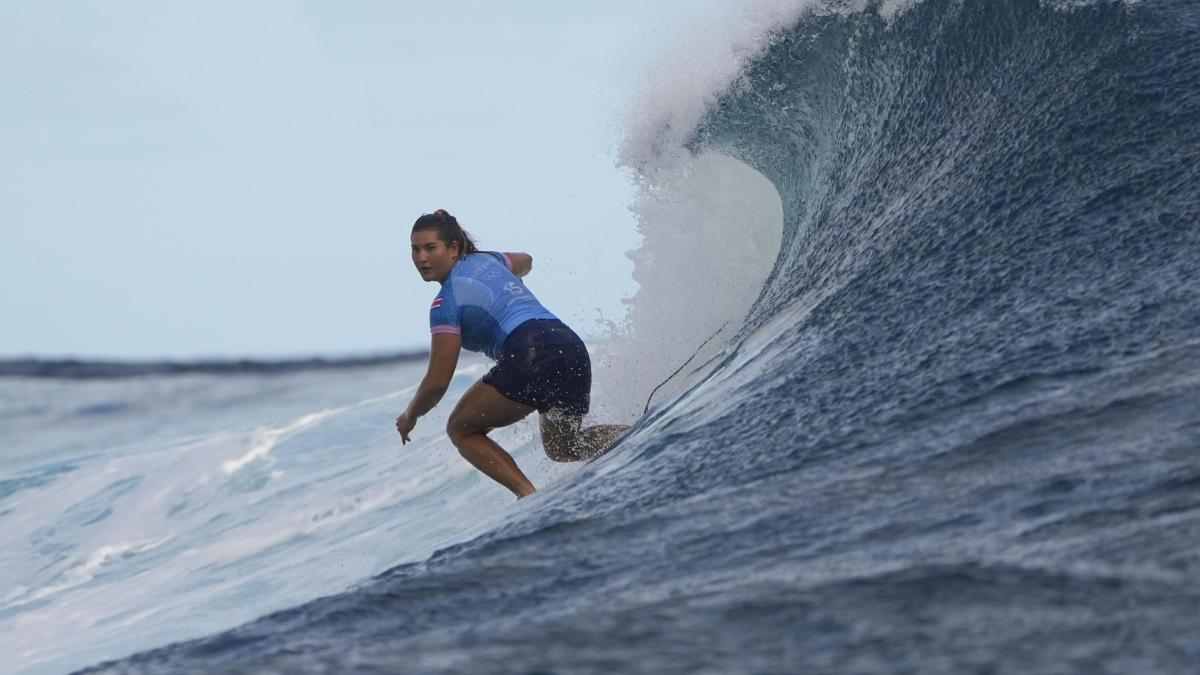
[411, 229, 459, 284]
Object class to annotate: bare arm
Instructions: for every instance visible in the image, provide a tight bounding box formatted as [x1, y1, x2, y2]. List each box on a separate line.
[397, 333, 461, 443]
[503, 252, 533, 278]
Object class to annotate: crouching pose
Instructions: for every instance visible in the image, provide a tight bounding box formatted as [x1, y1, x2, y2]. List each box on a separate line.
[395, 210, 628, 498]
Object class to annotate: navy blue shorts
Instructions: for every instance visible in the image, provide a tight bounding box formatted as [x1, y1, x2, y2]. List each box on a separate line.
[482, 319, 591, 415]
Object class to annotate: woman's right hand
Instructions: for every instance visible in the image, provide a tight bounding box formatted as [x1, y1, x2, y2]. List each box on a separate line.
[395, 411, 416, 444]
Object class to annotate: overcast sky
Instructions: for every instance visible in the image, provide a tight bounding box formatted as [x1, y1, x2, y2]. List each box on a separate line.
[1, 1, 715, 359]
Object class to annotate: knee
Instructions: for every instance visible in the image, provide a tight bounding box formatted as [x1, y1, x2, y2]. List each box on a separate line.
[445, 414, 470, 444]
[447, 420, 477, 461]
[447, 413, 492, 446]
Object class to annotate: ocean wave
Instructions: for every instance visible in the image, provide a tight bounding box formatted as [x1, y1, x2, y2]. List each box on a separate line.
[60, 0, 1200, 672]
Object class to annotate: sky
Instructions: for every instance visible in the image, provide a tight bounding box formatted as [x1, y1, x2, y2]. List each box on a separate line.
[0, 0, 715, 359]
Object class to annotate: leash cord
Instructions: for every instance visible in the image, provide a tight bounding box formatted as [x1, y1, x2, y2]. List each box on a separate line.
[642, 322, 730, 415]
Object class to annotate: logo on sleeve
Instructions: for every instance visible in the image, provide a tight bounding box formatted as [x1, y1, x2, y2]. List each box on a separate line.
[431, 297, 443, 309]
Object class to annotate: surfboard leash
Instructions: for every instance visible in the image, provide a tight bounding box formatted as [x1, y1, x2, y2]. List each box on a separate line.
[642, 322, 730, 415]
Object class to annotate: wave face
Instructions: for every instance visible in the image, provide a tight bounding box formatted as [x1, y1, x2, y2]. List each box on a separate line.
[81, 1, 1200, 672]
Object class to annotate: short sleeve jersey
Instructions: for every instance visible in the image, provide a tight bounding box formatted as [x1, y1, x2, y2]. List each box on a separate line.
[429, 251, 558, 360]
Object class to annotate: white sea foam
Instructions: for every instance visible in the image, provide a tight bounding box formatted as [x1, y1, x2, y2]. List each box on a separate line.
[220, 408, 342, 475]
[619, 0, 820, 173]
[593, 153, 784, 421]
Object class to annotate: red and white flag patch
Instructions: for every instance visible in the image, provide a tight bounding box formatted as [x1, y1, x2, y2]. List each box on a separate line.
[430, 297, 443, 309]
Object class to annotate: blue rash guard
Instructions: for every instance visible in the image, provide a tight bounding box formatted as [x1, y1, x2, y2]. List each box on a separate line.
[429, 251, 558, 361]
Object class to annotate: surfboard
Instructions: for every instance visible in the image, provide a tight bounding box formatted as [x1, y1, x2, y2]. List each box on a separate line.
[583, 426, 634, 464]
[584, 443, 620, 464]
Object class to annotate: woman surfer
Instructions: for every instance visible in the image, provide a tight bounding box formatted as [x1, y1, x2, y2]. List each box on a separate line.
[395, 210, 628, 498]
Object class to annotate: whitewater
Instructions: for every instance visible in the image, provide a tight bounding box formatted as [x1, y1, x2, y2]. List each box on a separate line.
[3, 0, 1200, 672]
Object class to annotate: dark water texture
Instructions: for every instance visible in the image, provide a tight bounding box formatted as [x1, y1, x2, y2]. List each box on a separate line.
[84, 1, 1200, 672]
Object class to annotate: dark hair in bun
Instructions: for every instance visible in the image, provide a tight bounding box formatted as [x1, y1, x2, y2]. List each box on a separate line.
[412, 209, 478, 257]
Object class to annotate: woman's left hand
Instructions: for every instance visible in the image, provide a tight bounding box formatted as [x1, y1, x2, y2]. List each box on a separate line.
[395, 412, 416, 444]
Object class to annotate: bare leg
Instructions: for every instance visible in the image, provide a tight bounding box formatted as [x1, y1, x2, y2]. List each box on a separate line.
[540, 411, 630, 462]
[446, 381, 537, 498]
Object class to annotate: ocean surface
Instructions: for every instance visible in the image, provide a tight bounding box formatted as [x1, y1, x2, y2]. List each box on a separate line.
[4, 0, 1200, 672]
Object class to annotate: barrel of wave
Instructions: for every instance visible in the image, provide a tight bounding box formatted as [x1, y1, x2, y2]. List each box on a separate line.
[593, 151, 783, 422]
